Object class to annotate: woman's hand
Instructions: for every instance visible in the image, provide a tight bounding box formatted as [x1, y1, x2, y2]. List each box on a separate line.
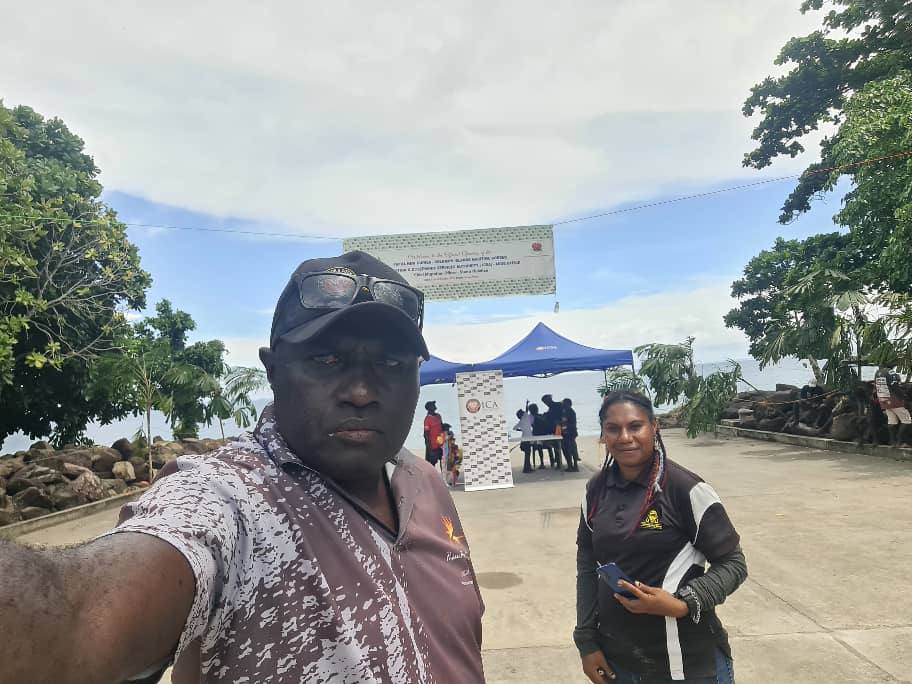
[614, 580, 689, 618]
[581, 650, 616, 682]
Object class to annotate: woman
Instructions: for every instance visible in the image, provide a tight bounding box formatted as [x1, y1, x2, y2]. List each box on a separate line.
[575, 391, 747, 683]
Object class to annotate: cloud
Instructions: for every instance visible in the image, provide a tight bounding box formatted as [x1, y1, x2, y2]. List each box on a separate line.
[422, 279, 748, 363]
[1, 1, 822, 235]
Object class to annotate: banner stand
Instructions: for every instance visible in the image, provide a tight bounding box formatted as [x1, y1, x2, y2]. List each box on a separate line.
[456, 370, 514, 492]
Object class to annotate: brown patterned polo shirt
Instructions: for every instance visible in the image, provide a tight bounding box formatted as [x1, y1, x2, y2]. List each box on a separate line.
[107, 405, 485, 683]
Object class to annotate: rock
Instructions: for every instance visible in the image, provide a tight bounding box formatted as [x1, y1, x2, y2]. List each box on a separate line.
[19, 506, 52, 520]
[152, 435, 165, 443]
[48, 483, 88, 510]
[199, 438, 221, 452]
[25, 447, 56, 464]
[179, 438, 207, 454]
[132, 460, 152, 482]
[769, 389, 799, 404]
[71, 472, 107, 502]
[151, 442, 184, 467]
[0, 495, 22, 525]
[111, 438, 134, 459]
[830, 413, 858, 442]
[29, 440, 50, 451]
[658, 405, 687, 429]
[13, 485, 54, 509]
[776, 383, 800, 392]
[91, 448, 122, 473]
[59, 449, 93, 470]
[7, 465, 67, 493]
[101, 478, 129, 495]
[112, 461, 136, 482]
[0, 456, 24, 480]
[757, 416, 787, 432]
[61, 462, 93, 479]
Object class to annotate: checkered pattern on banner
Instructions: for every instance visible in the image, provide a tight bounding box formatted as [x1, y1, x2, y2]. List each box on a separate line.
[456, 371, 514, 492]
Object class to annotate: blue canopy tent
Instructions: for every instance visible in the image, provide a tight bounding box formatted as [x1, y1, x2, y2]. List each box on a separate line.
[419, 355, 473, 386]
[472, 322, 634, 378]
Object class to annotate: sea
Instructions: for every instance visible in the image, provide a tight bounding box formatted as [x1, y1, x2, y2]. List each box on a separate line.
[1, 357, 814, 455]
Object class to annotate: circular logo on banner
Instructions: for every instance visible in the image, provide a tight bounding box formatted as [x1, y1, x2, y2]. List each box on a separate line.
[466, 399, 482, 414]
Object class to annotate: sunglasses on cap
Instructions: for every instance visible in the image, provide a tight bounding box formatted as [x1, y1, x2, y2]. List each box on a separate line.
[295, 271, 425, 329]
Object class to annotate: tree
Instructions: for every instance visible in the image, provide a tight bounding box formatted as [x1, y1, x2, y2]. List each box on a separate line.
[597, 367, 649, 398]
[624, 338, 743, 438]
[89, 300, 229, 442]
[206, 365, 268, 440]
[0, 101, 151, 443]
[734, 4, 912, 380]
[743, 0, 912, 226]
[140, 300, 227, 439]
[724, 234, 862, 381]
[825, 71, 912, 292]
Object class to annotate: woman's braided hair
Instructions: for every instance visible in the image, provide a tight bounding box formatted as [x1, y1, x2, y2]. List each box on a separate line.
[586, 391, 669, 536]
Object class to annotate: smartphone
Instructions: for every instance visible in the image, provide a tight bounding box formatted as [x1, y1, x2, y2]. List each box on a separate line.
[597, 562, 637, 599]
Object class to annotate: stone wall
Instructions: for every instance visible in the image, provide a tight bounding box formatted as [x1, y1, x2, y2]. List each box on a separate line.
[720, 381, 912, 445]
[0, 435, 228, 527]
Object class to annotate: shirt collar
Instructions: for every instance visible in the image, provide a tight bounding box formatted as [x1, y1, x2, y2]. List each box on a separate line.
[253, 403, 303, 470]
[603, 454, 655, 489]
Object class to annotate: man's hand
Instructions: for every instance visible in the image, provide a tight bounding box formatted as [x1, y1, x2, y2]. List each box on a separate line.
[581, 650, 616, 682]
[614, 580, 689, 618]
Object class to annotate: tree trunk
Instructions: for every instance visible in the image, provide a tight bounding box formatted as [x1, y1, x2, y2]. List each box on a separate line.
[146, 403, 154, 482]
[807, 356, 824, 384]
[219, 418, 225, 441]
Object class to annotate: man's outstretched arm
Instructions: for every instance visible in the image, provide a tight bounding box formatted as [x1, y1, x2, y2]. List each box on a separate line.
[0, 532, 195, 684]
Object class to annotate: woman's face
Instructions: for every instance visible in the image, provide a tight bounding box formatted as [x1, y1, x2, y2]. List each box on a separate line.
[600, 401, 657, 473]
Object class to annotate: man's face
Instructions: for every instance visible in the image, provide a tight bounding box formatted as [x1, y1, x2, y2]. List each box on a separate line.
[261, 318, 420, 482]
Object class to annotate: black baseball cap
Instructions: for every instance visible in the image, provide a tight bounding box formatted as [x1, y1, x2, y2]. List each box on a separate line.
[269, 251, 430, 359]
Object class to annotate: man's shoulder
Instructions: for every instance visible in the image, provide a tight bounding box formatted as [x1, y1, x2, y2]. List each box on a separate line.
[152, 435, 274, 483]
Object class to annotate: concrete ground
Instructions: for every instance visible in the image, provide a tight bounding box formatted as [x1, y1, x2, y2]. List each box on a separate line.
[19, 430, 912, 683]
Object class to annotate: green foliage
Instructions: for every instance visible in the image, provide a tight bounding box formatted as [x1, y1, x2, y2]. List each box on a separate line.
[735, 13, 912, 384]
[634, 338, 701, 407]
[90, 300, 228, 440]
[206, 365, 269, 439]
[0, 100, 151, 443]
[596, 367, 649, 398]
[629, 337, 742, 437]
[683, 363, 742, 438]
[743, 0, 912, 225]
[827, 71, 912, 292]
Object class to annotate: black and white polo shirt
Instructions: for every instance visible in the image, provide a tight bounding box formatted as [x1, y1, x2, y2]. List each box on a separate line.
[579, 457, 740, 680]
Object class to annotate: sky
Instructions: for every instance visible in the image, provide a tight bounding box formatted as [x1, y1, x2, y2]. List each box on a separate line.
[0, 1, 849, 448]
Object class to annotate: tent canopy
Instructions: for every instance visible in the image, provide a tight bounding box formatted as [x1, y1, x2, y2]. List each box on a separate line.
[419, 355, 472, 386]
[472, 322, 633, 379]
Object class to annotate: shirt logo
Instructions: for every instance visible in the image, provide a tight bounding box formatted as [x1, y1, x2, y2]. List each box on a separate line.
[442, 515, 464, 546]
[640, 509, 663, 530]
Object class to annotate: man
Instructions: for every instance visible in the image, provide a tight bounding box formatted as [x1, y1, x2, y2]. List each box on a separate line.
[423, 400, 445, 469]
[561, 397, 579, 472]
[0, 251, 485, 683]
[793, 378, 824, 424]
[874, 365, 911, 446]
[541, 394, 564, 468]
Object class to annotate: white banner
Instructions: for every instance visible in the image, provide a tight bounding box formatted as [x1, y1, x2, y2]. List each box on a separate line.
[456, 370, 514, 492]
[343, 225, 555, 301]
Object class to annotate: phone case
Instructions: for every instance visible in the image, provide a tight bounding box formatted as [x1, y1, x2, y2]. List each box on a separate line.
[597, 562, 637, 598]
